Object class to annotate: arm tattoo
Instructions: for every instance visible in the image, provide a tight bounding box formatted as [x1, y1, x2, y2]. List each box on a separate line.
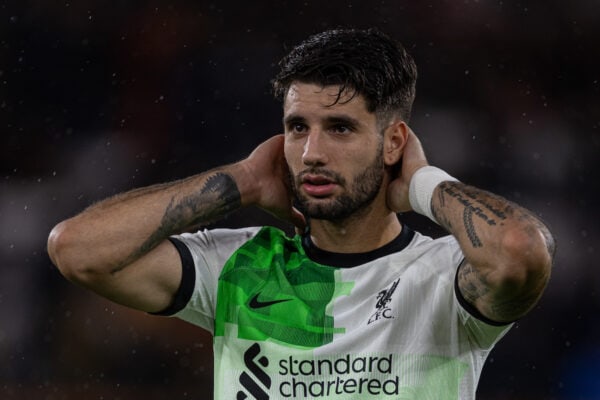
[435, 181, 555, 255]
[463, 207, 482, 247]
[457, 260, 490, 305]
[459, 259, 546, 321]
[112, 172, 241, 273]
[434, 182, 506, 248]
[446, 181, 555, 321]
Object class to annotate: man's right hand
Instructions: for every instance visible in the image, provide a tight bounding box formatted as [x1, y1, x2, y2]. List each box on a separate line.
[238, 134, 306, 231]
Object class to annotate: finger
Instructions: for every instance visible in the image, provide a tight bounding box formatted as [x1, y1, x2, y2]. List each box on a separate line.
[290, 206, 307, 233]
[405, 129, 428, 163]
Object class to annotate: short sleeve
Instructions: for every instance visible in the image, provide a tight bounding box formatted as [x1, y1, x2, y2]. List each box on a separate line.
[438, 235, 513, 350]
[443, 237, 513, 350]
[454, 293, 513, 350]
[164, 227, 261, 333]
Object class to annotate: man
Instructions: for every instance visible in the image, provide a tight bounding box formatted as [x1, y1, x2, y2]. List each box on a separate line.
[48, 29, 554, 399]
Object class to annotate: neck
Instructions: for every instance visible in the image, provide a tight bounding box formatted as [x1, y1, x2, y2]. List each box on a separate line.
[307, 199, 402, 253]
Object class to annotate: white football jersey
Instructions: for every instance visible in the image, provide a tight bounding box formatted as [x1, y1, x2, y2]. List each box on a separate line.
[165, 225, 512, 399]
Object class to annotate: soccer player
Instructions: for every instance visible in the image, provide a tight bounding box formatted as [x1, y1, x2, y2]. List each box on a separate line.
[47, 28, 554, 399]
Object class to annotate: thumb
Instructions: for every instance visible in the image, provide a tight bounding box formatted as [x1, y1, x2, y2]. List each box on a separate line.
[290, 206, 307, 233]
[386, 176, 412, 213]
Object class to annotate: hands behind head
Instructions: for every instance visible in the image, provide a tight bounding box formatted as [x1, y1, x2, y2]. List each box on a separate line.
[386, 128, 429, 213]
[242, 135, 306, 231]
[241, 128, 428, 229]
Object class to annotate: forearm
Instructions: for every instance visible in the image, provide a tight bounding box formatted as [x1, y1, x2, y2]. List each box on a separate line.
[394, 130, 554, 321]
[431, 181, 554, 262]
[49, 164, 247, 275]
[430, 180, 554, 320]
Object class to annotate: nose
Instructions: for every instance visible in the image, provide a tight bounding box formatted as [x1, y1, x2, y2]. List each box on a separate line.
[302, 131, 328, 166]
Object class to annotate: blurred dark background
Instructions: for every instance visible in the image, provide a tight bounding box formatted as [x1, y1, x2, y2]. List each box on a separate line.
[1, 0, 598, 399]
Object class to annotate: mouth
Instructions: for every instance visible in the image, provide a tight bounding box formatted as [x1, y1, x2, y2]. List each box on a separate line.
[300, 174, 338, 197]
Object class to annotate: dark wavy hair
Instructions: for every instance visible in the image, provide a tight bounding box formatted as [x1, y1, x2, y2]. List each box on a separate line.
[272, 28, 418, 123]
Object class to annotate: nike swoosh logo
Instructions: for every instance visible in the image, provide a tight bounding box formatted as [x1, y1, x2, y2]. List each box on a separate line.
[248, 293, 293, 309]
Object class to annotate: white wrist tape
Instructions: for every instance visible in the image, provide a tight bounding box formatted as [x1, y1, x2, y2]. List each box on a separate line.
[409, 166, 458, 224]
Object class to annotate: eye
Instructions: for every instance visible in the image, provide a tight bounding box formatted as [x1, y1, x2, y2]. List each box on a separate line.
[289, 123, 308, 134]
[331, 124, 352, 134]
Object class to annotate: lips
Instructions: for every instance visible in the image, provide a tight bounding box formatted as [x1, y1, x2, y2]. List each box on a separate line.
[301, 174, 337, 197]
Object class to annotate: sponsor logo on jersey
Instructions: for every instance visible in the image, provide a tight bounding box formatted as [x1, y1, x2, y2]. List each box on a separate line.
[368, 278, 400, 324]
[248, 293, 293, 309]
[237, 343, 271, 399]
[236, 344, 402, 398]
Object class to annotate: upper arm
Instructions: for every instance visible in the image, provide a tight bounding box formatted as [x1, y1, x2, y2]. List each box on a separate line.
[456, 257, 550, 324]
[73, 239, 183, 313]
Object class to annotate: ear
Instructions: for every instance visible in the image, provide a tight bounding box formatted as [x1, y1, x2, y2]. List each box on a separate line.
[383, 120, 409, 167]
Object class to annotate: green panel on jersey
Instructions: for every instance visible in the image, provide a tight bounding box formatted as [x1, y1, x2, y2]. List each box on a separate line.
[214, 227, 353, 348]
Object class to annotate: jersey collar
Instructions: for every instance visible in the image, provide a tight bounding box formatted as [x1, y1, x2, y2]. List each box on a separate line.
[301, 225, 415, 268]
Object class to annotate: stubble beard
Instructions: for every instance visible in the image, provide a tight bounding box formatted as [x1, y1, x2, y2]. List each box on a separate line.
[290, 144, 385, 222]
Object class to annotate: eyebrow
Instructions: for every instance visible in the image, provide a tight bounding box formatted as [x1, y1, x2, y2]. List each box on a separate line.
[283, 114, 306, 126]
[283, 113, 362, 128]
[326, 115, 361, 128]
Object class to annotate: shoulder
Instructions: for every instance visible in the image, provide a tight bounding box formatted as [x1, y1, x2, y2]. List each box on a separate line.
[407, 231, 463, 263]
[175, 226, 263, 249]
[173, 226, 299, 263]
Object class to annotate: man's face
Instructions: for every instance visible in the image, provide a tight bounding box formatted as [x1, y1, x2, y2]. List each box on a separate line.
[283, 82, 385, 221]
